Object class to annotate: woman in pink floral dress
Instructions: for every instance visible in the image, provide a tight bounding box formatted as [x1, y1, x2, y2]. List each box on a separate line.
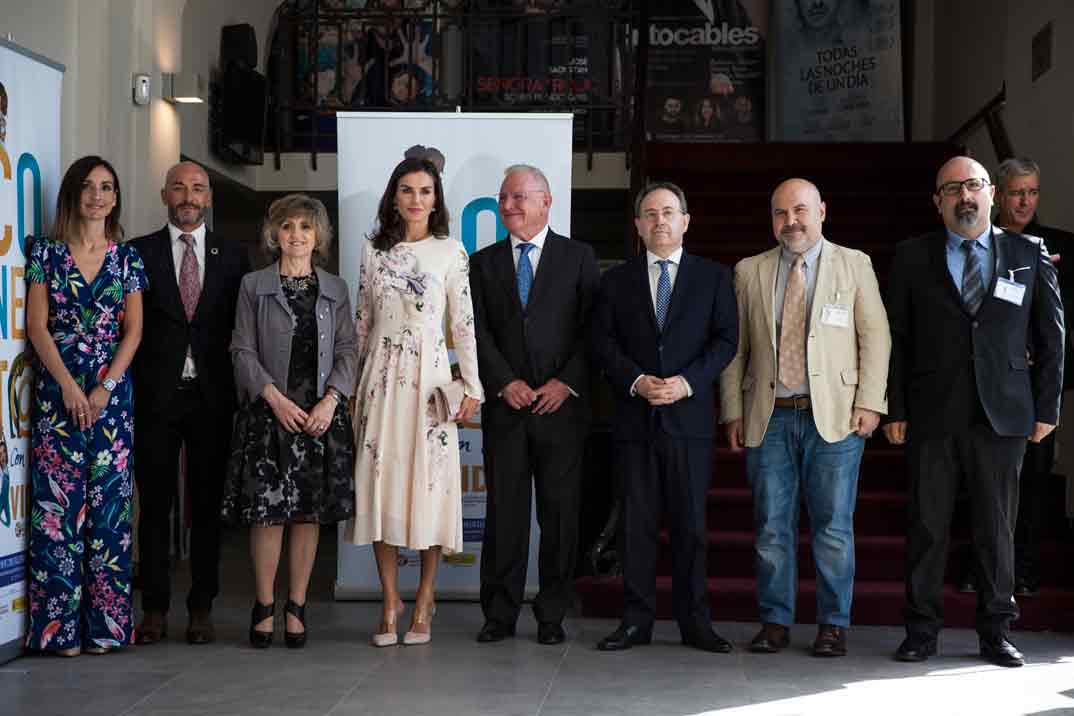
[346, 157, 483, 646]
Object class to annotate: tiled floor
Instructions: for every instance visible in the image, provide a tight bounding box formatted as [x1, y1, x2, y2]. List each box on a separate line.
[3, 530, 1074, 716]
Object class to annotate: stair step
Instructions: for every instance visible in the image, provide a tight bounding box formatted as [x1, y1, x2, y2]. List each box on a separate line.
[574, 576, 1074, 632]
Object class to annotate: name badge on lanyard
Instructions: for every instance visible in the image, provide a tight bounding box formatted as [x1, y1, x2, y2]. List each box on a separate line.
[994, 268, 1029, 306]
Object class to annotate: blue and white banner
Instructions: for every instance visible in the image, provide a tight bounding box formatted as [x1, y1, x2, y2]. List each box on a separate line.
[334, 112, 573, 599]
[0, 38, 62, 662]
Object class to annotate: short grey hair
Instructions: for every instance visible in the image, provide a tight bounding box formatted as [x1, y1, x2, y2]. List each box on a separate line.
[262, 193, 334, 263]
[634, 181, 689, 217]
[996, 158, 1041, 191]
[503, 163, 551, 193]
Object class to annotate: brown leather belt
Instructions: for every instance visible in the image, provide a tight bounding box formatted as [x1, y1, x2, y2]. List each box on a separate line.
[773, 396, 811, 410]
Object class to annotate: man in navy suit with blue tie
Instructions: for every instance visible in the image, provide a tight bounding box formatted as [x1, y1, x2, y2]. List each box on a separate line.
[470, 164, 600, 645]
[591, 182, 739, 652]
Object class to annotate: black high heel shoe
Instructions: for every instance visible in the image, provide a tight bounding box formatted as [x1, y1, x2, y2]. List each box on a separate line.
[249, 601, 275, 649]
[284, 600, 307, 649]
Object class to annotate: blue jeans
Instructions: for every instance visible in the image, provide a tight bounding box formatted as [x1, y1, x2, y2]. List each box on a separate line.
[745, 407, 865, 627]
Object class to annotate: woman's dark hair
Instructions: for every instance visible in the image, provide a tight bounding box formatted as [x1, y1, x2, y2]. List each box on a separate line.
[54, 155, 123, 244]
[369, 157, 450, 251]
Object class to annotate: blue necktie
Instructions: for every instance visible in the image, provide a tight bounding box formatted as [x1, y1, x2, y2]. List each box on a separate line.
[516, 242, 535, 308]
[961, 240, 985, 315]
[655, 259, 672, 330]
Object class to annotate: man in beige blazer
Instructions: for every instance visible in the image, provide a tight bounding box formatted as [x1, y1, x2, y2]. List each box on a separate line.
[720, 178, 891, 657]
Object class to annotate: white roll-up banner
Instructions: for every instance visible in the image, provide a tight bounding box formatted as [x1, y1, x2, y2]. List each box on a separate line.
[0, 38, 63, 664]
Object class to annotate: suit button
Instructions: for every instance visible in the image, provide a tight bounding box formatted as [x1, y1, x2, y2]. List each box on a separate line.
[770, 382, 775, 389]
[972, 321, 979, 328]
[657, 344, 663, 352]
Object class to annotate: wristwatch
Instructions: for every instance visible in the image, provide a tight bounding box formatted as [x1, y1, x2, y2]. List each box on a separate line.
[102, 378, 118, 392]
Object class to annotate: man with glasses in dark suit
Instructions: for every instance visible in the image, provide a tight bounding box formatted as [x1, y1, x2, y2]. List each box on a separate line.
[884, 156, 1063, 667]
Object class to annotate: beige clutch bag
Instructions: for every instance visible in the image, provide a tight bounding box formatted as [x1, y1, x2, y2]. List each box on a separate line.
[429, 380, 467, 423]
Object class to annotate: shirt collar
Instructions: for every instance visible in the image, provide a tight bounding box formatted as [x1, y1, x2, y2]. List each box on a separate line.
[168, 222, 206, 245]
[510, 224, 549, 252]
[646, 247, 684, 268]
[946, 225, 992, 252]
[780, 236, 824, 268]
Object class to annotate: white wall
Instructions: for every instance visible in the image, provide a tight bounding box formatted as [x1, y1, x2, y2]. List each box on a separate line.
[925, 0, 1074, 229]
[0, 0, 188, 237]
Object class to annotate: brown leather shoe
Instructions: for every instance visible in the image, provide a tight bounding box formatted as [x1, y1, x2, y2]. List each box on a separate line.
[186, 610, 216, 645]
[135, 611, 167, 645]
[749, 623, 790, 653]
[812, 624, 847, 657]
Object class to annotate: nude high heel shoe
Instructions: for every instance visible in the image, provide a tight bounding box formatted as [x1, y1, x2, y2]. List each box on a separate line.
[371, 600, 404, 647]
[403, 600, 436, 645]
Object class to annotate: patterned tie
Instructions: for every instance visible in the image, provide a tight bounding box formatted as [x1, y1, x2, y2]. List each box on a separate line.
[778, 255, 807, 388]
[655, 260, 672, 330]
[961, 240, 985, 315]
[516, 242, 535, 308]
[178, 234, 202, 322]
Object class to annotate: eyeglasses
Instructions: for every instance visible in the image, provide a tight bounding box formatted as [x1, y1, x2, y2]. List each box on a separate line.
[639, 208, 683, 222]
[498, 190, 547, 204]
[1004, 188, 1040, 200]
[935, 178, 990, 197]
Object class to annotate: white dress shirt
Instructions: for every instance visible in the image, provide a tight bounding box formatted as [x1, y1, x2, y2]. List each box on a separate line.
[168, 223, 206, 379]
[630, 248, 693, 398]
[509, 224, 549, 272]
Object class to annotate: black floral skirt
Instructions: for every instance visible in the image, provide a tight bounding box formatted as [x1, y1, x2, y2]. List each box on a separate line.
[220, 398, 356, 526]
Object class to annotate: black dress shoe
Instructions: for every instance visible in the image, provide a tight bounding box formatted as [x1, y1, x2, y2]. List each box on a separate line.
[681, 625, 733, 654]
[980, 636, 1024, 667]
[749, 623, 790, 653]
[894, 635, 937, 662]
[476, 620, 515, 643]
[1014, 579, 1040, 598]
[811, 625, 847, 657]
[537, 622, 566, 645]
[596, 624, 652, 651]
[186, 610, 215, 645]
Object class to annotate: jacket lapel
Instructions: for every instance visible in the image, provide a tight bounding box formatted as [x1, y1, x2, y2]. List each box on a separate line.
[154, 226, 186, 322]
[808, 243, 834, 333]
[929, 230, 965, 311]
[494, 237, 524, 315]
[525, 231, 561, 310]
[634, 254, 659, 335]
[192, 231, 221, 323]
[757, 248, 780, 354]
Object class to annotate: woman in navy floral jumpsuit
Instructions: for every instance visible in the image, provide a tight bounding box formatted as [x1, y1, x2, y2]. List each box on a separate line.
[25, 156, 146, 656]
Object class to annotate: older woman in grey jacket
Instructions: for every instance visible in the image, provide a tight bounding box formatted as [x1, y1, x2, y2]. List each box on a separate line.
[221, 194, 357, 649]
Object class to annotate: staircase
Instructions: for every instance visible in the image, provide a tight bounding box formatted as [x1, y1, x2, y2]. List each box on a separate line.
[575, 142, 1074, 632]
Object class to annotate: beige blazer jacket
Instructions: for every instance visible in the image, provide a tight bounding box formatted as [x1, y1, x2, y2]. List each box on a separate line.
[719, 239, 891, 446]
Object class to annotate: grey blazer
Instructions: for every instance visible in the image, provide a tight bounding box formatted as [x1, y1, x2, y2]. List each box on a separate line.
[231, 265, 358, 405]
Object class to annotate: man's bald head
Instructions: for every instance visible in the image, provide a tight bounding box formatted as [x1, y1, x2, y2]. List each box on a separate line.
[771, 177, 826, 254]
[933, 155, 994, 238]
[162, 161, 212, 231]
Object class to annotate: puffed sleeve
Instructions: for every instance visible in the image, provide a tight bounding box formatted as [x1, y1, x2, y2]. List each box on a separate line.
[121, 243, 148, 294]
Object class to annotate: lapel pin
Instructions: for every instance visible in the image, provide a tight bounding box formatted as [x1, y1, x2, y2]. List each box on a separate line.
[211, 247, 219, 255]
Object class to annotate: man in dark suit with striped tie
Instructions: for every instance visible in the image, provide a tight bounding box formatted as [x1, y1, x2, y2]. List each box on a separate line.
[590, 182, 739, 652]
[884, 156, 1064, 667]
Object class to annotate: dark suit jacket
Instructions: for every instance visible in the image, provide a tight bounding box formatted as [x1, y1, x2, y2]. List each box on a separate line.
[885, 228, 1064, 439]
[130, 226, 250, 416]
[1022, 218, 1074, 390]
[469, 230, 600, 439]
[591, 252, 738, 441]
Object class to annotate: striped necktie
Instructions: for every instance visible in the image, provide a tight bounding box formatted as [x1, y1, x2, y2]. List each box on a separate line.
[961, 240, 985, 315]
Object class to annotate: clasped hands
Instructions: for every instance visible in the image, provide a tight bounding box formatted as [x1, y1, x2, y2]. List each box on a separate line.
[502, 378, 570, 414]
[62, 379, 111, 432]
[265, 385, 336, 436]
[635, 374, 689, 406]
